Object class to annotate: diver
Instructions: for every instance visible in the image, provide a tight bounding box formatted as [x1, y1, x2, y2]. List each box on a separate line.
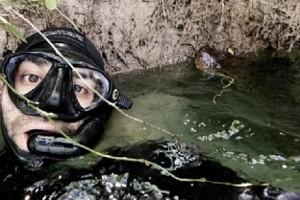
[0, 27, 299, 200]
[0, 27, 132, 169]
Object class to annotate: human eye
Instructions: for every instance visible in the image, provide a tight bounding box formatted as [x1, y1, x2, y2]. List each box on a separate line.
[14, 72, 43, 94]
[73, 83, 89, 95]
[14, 60, 49, 94]
[15, 61, 46, 85]
[73, 80, 95, 108]
[22, 74, 42, 84]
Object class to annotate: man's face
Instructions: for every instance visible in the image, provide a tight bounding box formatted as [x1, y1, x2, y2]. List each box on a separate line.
[0, 59, 84, 152]
[1, 85, 84, 152]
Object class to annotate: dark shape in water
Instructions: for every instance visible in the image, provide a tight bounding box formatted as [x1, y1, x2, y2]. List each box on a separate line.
[1, 140, 299, 200]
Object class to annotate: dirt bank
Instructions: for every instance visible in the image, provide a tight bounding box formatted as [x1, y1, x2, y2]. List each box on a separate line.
[1, 0, 299, 73]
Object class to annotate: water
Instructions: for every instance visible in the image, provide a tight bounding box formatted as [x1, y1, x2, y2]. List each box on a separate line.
[1, 50, 300, 198]
[110, 54, 300, 192]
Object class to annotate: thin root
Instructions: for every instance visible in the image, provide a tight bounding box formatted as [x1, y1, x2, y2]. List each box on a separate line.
[213, 88, 231, 104]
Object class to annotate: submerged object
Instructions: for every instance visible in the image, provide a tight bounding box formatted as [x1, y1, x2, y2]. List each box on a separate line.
[195, 49, 222, 71]
[1, 140, 299, 199]
[194, 47, 237, 103]
[194, 47, 238, 75]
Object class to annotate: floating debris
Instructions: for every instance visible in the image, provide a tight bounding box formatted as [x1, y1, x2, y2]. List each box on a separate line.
[219, 147, 288, 167]
[197, 120, 245, 141]
[154, 142, 200, 171]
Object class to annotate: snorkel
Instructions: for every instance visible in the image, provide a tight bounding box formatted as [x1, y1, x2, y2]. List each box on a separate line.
[0, 27, 132, 169]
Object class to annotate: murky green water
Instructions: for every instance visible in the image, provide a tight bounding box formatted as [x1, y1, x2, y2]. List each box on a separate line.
[105, 58, 300, 192]
[1, 51, 300, 197]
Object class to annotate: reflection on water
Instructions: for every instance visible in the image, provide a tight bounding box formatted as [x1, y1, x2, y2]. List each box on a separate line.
[112, 52, 300, 192]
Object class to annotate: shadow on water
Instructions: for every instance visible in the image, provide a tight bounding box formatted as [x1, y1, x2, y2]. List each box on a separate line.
[0, 49, 300, 199]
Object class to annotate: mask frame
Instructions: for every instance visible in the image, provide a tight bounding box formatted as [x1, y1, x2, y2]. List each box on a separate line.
[2, 51, 131, 122]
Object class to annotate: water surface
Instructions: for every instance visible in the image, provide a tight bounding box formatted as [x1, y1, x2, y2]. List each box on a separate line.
[108, 57, 300, 192]
[0, 51, 300, 197]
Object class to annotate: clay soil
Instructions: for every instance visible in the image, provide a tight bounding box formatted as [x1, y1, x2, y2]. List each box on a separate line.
[0, 0, 300, 73]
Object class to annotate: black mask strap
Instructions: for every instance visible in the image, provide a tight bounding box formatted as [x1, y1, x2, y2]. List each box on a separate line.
[117, 94, 133, 110]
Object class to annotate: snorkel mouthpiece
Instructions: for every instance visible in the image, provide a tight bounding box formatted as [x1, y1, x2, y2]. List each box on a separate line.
[26, 117, 104, 159]
[27, 134, 81, 158]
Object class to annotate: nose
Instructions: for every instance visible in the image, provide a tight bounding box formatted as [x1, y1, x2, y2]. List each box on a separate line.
[39, 67, 76, 117]
[44, 68, 64, 108]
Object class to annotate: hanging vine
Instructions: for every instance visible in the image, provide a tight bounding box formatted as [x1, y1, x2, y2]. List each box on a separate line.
[0, 2, 270, 188]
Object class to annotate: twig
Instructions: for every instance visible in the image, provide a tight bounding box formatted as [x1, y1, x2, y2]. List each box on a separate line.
[0, 3, 271, 188]
[5, 6, 176, 138]
[0, 73, 257, 188]
[55, 8, 79, 31]
[211, 72, 234, 104]
[213, 89, 231, 105]
[221, 75, 234, 89]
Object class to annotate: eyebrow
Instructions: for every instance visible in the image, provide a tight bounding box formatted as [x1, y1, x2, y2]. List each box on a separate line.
[24, 56, 51, 67]
[73, 71, 96, 80]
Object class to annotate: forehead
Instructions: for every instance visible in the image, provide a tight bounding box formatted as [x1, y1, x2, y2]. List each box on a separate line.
[21, 56, 52, 66]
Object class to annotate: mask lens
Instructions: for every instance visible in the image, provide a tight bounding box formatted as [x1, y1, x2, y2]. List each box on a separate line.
[4, 53, 112, 114]
[6, 54, 52, 95]
[72, 67, 110, 109]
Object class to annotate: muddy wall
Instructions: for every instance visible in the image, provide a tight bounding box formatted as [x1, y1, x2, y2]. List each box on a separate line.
[1, 0, 299, 73]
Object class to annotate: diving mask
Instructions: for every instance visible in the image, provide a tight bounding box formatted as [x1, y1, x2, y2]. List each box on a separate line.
[2, 51, 132, 122]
